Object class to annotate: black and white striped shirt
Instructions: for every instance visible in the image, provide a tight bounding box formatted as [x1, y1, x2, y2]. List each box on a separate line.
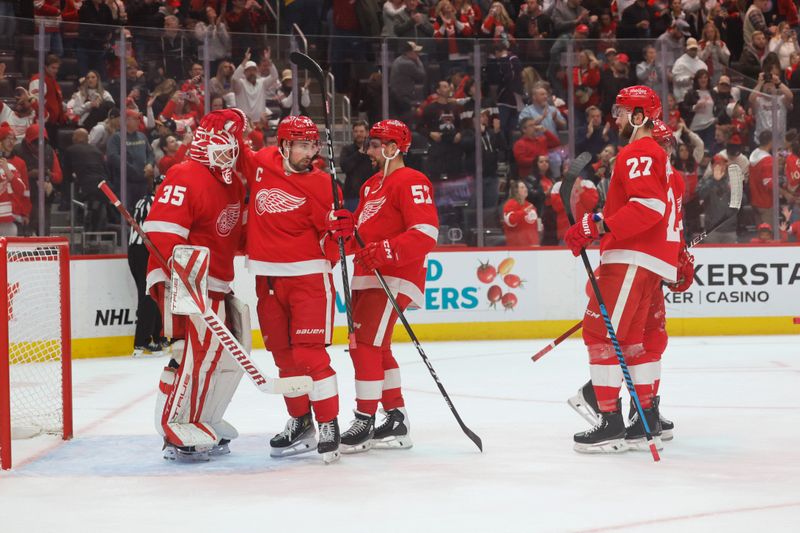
[129, 193, 154, 246]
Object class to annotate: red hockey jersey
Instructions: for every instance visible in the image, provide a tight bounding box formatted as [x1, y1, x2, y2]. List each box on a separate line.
[786, 154, 800, 193]
[143, 159, 246, 294]
[352, 166, 439, 307]
[0, 162, 27, 224]
[238, 146, 340, 276]
[601, 136, 679, 282]
[748, 148, 773, 209]
[502, 198, 539, 246]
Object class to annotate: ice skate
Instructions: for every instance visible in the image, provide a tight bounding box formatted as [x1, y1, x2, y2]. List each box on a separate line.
[163, 441, 211, 462]
[209, 439, 231, 457]
[568, 380, 600, 425]
[573, 400, 627, 454]
[269, 413, 317, 458]
[340, 411, 375, 454]
[317, 418, 341, 464]
[628, 396, 673, 441]
[132, 341, 164, 358]
[625, 404, 663, 451]
[372, 407, 413, 449]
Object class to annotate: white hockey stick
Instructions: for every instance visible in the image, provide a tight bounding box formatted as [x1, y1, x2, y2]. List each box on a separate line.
[98, 181, 312, 396]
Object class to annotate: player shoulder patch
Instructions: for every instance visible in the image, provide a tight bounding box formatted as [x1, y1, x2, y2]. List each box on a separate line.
[254, 188, 307, 215]
[216, 202, 241, 237]
[357, 196, 387, 226]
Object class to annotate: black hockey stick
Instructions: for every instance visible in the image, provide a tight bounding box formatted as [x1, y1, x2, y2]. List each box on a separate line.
[289, 51, 357, 350]
[533, 163, 745, 362]
[560, 152, 660, 462]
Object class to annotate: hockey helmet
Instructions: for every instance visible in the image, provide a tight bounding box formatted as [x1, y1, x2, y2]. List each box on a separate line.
[651, 119, 675, 149]
[189, 108, 247, 184]
[277, 115, 320, 144]
[613, 85, 662, 122]
[369, 119, 412, 154]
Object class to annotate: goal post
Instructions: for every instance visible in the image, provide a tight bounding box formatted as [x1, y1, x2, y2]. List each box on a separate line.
[0, 237, 72, 470]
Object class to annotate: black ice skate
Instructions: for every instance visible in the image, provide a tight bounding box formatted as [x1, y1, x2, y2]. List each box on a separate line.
[372, 407, 413, 449]
[629, 396, 673, 441]
[625, 403, 663, 451]
[340, 411, 375, 454]
[269, 413, 317, 458]
[210, 439, 231, 457]
[573, 401, 627, 454]
[163, 441, 211, 462]
[317, 418, 341, 464]
[568, 380, 600, 425]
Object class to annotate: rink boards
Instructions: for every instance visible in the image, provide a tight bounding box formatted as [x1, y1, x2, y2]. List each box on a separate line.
[70, 245, 800, 358]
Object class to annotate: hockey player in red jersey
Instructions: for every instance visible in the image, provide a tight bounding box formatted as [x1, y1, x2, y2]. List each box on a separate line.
[237, 115, 343, 463]
[568, 119, 694, 446]
[143, 109, 249, 461]
[563, 86, 681, 453]
[325, 119, 439, 453]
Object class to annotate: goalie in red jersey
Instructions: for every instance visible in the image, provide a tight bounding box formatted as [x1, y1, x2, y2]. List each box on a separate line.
[325, 119, 439, 453]
[563, 86, 682, 454]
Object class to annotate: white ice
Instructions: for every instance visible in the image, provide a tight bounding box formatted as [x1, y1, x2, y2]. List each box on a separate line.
[1, 336, 799, 532]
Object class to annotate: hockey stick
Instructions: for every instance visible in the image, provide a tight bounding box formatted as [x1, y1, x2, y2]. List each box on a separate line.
[560, 152, 660, 462]
[97, 181, 313, 396]
[289, 51, 357, 350]
[532, 163, 745, 363]
[353, 231, 483, 452]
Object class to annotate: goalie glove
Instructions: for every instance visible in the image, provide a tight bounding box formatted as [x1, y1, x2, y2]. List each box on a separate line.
[564, 213, 602, 257]
[667, 247, 695, 293]
[355, 239, 399, 271]
[325, 208, 355, 240]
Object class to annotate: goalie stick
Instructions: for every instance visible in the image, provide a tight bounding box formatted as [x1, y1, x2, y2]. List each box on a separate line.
[98, 181, 313, 396]
[289, 51, 357, 350]
[532, 163, 745, 362]
[560, 152, 660, 462]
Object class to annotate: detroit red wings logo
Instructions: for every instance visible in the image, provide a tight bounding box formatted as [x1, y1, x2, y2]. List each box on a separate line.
[216, 203, 241, 237]
[357, 197, 386, 226]
[255, 188, 306, 215]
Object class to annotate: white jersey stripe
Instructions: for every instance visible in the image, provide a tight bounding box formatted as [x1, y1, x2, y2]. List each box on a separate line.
[142, 220, 190, 239]
[409, 223, 439, 242]
[630, 197, 666, 215]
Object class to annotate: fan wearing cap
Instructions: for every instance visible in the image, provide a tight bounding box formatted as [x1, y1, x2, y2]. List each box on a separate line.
[236, 115, 344, 463]
[143, 109, 249, 462]
[565, 85, 680, 453]
[323, 119, 439, 453]
[655, 18, 691, 65]
[12, 124, 62, 236]
[276, 68, 311, 119]
[0, 124, 28, 237]
[672, 38, 708, 102]
[231, 47, 278, 125]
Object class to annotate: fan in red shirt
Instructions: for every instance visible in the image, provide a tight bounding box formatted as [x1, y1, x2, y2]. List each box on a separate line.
[564, 86, 681, 454]
[502, 180, 540, 246]
[748, 130, 775, 226]
[325, 120, 439, 453]
[237, 115, 343, 464]
[513, 117, 562, 178]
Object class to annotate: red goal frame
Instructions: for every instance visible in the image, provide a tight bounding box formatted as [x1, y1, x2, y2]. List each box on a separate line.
[0, 237, 72, 470]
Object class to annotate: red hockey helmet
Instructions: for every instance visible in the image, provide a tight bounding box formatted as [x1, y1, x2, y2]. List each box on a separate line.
[613, 85, 662, 122]
[277, 115, 320, 144]
[369, 119, 412, 153]
[651, 119, 673, 145]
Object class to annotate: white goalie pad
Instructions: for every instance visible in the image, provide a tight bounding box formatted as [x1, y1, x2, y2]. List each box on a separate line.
[170, 245, 210, 316]
[226, 293, 252, 353]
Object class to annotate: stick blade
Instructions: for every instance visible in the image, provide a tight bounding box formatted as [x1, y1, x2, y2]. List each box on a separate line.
[727, 164, 744, 210]
[559, 152, 593, 224]
[289, 51, 322, 76]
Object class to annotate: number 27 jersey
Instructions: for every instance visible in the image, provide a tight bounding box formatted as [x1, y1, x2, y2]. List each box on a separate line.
[601, 136, 680, 282]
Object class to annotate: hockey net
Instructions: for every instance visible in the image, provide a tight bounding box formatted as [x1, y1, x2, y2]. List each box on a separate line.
[1, 237, 72, 470]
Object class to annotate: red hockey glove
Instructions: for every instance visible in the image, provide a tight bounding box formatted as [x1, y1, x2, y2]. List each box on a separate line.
[325, 209, 355, 240]
[564, 213, 601, 257]
[668, 247, 695, 292]
[355, 239, 398, 271]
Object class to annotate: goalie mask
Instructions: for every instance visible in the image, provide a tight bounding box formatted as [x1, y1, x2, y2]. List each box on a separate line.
[189, 108, 248, 184]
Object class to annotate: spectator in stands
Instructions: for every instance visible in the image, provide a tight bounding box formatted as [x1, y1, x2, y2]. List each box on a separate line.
[61, 128, 109, 231]
[420, 79, 463, 180]
[67, 71, 116, 131]
[433, 0, 475, 77]
[390, 41, 427, 124]
[592, 143, 615, 208]
[636, 44, 670, 95]
[156, 131, 192, 175]
[29, 54, 65, 149]
[513, 117, 561, 179]
[749, 130, 776, 226]
[0, 88, 38, 142]
[13, 124, 62, 236]
[769, 22, 800, 70]
[77, 0, 114, 78]
[394, 0, 435, 43]
[159, 85, 202, 136]
[225, 0, 270, 61]
[340, 120, 373, 212]
[672, 38, 706, 102]
[524, 154, 554, 217]
[515, 0, 553, 40]
[486, 41, 523, 142]
[680, 69, 717, 148]
[33, 0, 65, 57]
[462, 108, 507, 209]
[88, 107, 120, 154]
[552, 0, 591, 37]
[149, 117, 177, 162]
[594, 13, 618, 56]
[577, 106, 610, 158]
[697, 155, 737, 243]
[548, 23, 590, 95]
[209, 61, 236, 108]
[107, 110, 155, 211]
[618, 0, 656, 41]
[656, 19, 691, 68]
[160, 15, 196, 81]
[194, 6, 231, 73]
[276, 69, 311, 119]
[502, 180, 540, 246]
[744, 0, 770, 47]
[0, 123, 30, 233]
[0, 0, 15, 50]
[750, 70, 793, 146]
[698, 21, 731, 84]
[673, 121, 706, 238]
[712, 75, 740, 123]
[0, 125, 28, 237]
[382, 0, 409, 37]
[481, 2, 515, 44]
[232, 49, 278, 125]
[518, 82, 567, 136]
[739, 31, 770, 79]
[571, 49, 602, 117]
[599, 52, 633, 118]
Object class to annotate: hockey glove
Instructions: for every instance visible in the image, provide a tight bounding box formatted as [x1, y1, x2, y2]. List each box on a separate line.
[668, 247, 695, 292]
[355, 239, 398, 271]
[564, 213, 601, 257]
[325, 208, 355, 240]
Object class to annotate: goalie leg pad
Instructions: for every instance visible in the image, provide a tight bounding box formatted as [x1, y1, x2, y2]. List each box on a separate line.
[170, 245, 210, 316]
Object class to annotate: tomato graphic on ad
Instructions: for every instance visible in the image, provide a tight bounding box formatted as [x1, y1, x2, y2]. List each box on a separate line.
[503, 274, 524, 288]
[477, 260, 497, 284]
[498, 257, 515, 275]
[501, 292, 518, 310]
[487, 285, 503, 307]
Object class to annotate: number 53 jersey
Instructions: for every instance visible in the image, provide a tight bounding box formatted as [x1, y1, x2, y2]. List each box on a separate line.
[352, 167, 440, 307]
[601, 136, 680, 283]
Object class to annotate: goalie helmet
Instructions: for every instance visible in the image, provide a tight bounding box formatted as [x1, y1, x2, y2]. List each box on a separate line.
[651, 119, 675, 149]
[613, 85, 662, 122]
[277, 115, 319, 144]
[188, 108, 248, 184]
[370, 119, 412, 153]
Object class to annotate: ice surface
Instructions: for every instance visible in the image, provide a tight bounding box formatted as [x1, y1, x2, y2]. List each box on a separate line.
[1, 336, 799, 532]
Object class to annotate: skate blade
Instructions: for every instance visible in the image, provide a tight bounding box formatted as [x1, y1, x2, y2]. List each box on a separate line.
[371, 434, 413, 450]
[341, 440, 373, 454]
[209, 443, 231, 457]
[625, 436, 664, 451]
[269, 437, 317, 458]
[573, 439, 628, 454]
[567, 395, 600, 426]
[320, 449, 341, 464]
[661, 429, 673, 441]
[163, 447, 211, 462]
